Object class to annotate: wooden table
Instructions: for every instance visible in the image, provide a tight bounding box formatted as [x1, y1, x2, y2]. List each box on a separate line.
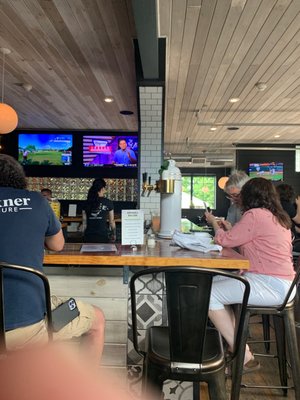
[44, 240, 249, 283]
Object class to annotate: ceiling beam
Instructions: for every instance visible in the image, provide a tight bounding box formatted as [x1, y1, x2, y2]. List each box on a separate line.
[132, 0, 159, 79]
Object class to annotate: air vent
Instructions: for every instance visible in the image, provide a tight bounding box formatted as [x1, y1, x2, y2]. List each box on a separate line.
[192, 157, 206, 164]
[120, 110, 134, 115]
[173, 157, 192, 162]
[210, 161, 226, 166]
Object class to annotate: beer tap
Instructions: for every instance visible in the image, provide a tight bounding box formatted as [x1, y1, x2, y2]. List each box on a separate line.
[141, 169, 176, 197]
[141, 172, 148, 196]
[147, 176, 152, 196]
[141, 173, 157, 196]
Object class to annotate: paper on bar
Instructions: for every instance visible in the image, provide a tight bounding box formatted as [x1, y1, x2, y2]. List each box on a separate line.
[80, 244, 117, 252]
[68, 204, 77, 217]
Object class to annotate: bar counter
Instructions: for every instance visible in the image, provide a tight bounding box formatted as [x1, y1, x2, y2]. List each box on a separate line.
[44, 241, 250, 373]
[44, 240, 249, 270]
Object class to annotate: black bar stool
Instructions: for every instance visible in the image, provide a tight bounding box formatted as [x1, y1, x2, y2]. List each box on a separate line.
[231, 264, 300, 400]
[0, 261, 53, 353]
[130, 266, 250, 400]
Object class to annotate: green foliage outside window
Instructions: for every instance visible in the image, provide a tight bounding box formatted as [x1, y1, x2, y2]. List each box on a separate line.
[182, 176, 216, 209]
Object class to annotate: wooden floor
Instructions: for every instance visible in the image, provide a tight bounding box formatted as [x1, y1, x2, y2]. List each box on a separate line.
[108, 314, 299, 400]
[200, 294, 300, 400]
[225, 331, 297, 400]
[104, 284, 300, 400]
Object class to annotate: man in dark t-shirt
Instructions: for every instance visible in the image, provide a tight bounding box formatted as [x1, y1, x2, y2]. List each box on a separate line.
[0, 186, 61, 330]
[0, 155, 105, 360]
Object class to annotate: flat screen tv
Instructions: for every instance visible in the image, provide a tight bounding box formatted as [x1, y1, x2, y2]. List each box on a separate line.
[18, 133, 73, 166]
[83, 135, 138, 167]
[248, 162, 283, 181]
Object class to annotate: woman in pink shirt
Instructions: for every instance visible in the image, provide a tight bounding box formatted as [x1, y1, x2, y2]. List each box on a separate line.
[205, 178, 295, 370]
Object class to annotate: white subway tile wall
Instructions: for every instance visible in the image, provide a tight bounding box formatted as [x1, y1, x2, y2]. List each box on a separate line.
[139, 86, 163, 220]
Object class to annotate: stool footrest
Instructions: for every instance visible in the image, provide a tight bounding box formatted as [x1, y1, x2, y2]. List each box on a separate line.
[241, 383, 293, 390]
[247, 339, 275, 344]
[253, 352, 278, 358]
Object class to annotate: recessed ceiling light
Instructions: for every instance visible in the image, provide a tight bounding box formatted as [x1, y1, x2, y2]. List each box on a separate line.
[274, 134, 281, 138]
[22, 83, 33, 92]
[210, 127, 217, 131]
[104, 97, 114, 103]
[255, 82, 267, 91]
[120, 110, 134, 115]
[0, 47, 11, 55]
[229, 98, 240, 103]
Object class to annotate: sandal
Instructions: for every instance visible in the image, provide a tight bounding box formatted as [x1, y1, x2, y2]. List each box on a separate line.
[225, 359, 261, 378]
[242, 358, 261, 375]
[225, 364, 232, 377]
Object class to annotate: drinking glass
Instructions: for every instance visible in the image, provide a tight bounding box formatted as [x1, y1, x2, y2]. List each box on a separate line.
[151, 211, 160, 234]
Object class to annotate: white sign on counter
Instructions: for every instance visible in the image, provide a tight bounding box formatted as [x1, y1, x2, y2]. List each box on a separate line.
[68, 204, 77, 217]
[121, 210, 144, 245]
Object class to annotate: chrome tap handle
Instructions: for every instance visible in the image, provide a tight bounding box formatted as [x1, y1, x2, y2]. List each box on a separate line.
[147, 176, 152, 197]
[142, 172, 147, 184]
[141, 173, 148, 197]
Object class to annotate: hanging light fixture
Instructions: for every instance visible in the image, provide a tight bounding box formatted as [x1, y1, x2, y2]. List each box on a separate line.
[218, 166, 229, 189]
[218, 176, 229, 189]
[0, 48, 18, 134]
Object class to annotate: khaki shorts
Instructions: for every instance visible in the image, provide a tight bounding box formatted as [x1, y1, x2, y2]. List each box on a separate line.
[6, 296, 96, 351]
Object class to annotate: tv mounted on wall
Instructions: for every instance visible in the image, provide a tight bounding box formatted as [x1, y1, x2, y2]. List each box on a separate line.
[248, 162, 283, 181]
[83, 134, 138, 167]
[18, 133, 73, 166]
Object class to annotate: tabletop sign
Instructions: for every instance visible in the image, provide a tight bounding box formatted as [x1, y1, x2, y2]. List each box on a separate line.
[121, 210, 144, 245]
[68, 204, 77, 217]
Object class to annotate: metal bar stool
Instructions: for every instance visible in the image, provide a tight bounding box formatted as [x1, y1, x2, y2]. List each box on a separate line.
[231, 264, 300, 400]
[0, 261, 53, 353]
[130, 266, 250, 400]
[256, 244, 300, 355]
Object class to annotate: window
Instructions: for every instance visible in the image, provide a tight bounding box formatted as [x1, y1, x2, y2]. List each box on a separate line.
[182, 175, 216, 209]
[296, 146, 300, 172]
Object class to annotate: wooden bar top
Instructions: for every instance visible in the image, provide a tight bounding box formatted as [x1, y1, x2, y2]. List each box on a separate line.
[62, 216, 122, 223]
[62, 216, 83, 222]
[44, 240, 249, 270]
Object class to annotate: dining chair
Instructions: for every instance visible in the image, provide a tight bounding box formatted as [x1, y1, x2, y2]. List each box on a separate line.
[0, 261, 53, 353]
[130, 266, 250, 400]
[231, 261, 300, 400]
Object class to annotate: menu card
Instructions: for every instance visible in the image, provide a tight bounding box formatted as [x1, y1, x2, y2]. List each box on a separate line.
[68, 204, 77, 217]
[121, 210, 144, 245]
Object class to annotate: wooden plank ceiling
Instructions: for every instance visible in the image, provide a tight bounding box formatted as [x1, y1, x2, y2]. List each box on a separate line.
[0, 0, 138, 131]
[159, 0, 300, 166]
[0, 0, 300, 167]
